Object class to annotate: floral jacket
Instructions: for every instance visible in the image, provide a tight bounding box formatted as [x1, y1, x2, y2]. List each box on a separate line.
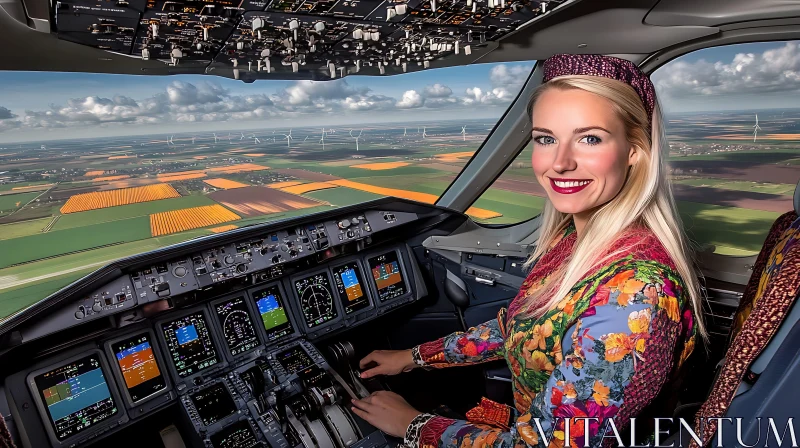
[405, 222, 696, 448]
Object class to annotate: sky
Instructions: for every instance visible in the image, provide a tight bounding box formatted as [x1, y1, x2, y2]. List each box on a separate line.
[0, 40, 798, 143]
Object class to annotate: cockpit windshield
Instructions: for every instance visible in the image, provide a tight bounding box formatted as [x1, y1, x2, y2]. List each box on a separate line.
[0, 61, 535, 320]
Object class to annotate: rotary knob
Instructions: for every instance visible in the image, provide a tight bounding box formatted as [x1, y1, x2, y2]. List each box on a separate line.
[92, 302, 102, 312]
[236, 264, 248, 274]
[338, 220, 350, 229]
[224, 255, 235, 264]
[173, 266, 187, 277]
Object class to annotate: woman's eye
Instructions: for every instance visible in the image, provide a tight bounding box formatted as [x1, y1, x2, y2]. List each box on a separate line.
[579, 135, 602, 145]
[533, 135, 556, 145]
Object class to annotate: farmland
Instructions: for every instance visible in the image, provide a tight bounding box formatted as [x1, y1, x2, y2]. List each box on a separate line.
[0, 112, 798, 320]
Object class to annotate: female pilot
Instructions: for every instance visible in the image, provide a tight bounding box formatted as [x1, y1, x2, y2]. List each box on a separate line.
[349, 54, 705, 448]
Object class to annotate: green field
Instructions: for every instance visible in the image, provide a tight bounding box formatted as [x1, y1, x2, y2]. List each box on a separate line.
[0, 216, 151, 268]
[54, 195, 217, 230]
[676, 201, 780, 256]
[673, 178, 796, 195]
[0, 182, 50, 192]
[0, 192, 39, 212]
[304, 188, 385, 206]
[472, 188, 545, 224]
[0, 218, 51, 240]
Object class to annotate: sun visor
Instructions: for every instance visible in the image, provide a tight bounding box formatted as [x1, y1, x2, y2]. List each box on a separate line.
[644, 0, 800, 27]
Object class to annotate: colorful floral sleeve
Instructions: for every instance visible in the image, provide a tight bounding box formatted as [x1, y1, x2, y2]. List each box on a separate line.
[405, 261, 695, 448]
[412, 309, 507, 367]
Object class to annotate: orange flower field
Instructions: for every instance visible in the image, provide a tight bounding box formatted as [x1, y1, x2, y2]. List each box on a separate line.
[351, 162, 410, 170]
[267, 181, 304, 189]
[328, 180, 501, 219]
[150, 204, 241, 237]
[204, 178, 249, 189]
[61, 184, 181, 214]
[85, 170, 105, 177]
[210, 224, 239, 233]
[279, 182, 338, 194]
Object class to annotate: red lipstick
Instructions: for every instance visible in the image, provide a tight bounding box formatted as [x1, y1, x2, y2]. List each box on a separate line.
[549, 177, 592, 194]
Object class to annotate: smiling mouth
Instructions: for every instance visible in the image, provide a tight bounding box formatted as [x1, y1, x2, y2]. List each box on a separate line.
[549, 178, 592, 194]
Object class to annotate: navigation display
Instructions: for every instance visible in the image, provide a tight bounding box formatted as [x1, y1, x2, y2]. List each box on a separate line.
[332, 263, 370, 314]
[368, 251, 408, 302]
[251, 285, 294, 342]
[161, 312, 220, 378]
[111, 333, 167, 403]
[276, 347, 314, 374]
[210, 420, 260, 448]
[213, 296, 260, 356]
[294, 273, 338, 328]
[191, 383, 237, 427]
[34, 354, 118, 441]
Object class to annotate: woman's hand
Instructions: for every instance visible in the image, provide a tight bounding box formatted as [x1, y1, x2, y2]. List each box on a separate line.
[350, 391, 421, 438]
[358, 349, 416, 379]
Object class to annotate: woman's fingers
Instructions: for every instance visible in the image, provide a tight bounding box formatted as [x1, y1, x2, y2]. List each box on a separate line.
[359, 352, 378, 369]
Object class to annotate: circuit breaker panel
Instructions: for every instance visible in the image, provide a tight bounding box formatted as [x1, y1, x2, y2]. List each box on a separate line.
[52, 0, 571, 80]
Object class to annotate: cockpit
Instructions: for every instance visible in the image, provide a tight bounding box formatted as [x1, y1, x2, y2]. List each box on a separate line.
[1, 0, 800, 447]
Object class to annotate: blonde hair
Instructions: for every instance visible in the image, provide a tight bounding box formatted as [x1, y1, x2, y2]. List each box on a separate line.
[522, 75, 708, 342]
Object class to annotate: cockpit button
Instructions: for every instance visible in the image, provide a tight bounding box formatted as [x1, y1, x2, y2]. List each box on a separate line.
[75, 309, 85, 319]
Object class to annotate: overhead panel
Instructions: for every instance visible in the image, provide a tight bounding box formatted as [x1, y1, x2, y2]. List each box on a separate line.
[50, 0, 574, 80]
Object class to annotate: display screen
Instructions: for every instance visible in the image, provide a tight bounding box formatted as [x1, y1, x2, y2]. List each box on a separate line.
[111, 333, 167, 403]
[276, 347, 314, 374]
[294, 273, 338, 328]
[190, 383, 237, 427]
[161, 312, 220, 378]
[34, 354, 118, 441]
[251, 285, 294, 342]
[332, 263, 370, 314]
[368, 251, 408, 302]
[210, 420, 260, 448]
[213, 296, 260, 356]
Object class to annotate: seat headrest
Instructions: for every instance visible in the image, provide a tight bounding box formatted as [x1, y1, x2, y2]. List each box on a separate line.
[795, 179, 800, 215]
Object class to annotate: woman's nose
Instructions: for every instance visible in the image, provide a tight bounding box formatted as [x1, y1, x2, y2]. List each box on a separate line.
[551, 144, 577, 173]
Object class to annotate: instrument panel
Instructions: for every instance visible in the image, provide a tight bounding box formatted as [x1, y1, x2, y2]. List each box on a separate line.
[4, 203, 429, 448]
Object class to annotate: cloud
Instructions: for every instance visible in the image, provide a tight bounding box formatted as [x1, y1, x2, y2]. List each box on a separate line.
[462, 87, 514, 106]
[0, 62, 534, 134]
[653, 41, 800, 98]
[423, 83, 453, 98]
[397, 90, 424, 109]
[0, 107, 17, 120]
[489, 64, 532, 90]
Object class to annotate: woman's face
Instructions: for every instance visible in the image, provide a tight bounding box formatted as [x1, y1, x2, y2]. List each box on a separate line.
[530, 87, 638, 218]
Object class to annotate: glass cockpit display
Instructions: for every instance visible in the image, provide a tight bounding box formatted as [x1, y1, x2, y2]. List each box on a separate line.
[213, 296, 259, 356]
[111, 333, 167, 403]
[190, 383, 237, 427]
[210, 420, 260, 448]
[276, 346, 314, 374]
[251, 285, 294, 342]
[33, 354, 118, 441]
[368, 251, 408, 302]
[294, 273, 338, 328]
[332, 263, 370, 314]
[161, 312, 220, 378]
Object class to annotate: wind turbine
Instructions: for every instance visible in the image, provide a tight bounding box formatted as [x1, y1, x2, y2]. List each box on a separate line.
[227, 133, 233, 144]
[350, 129, 363, 151]
[460, 126, 466, 141]
[192, 136, 196, 144]
[250, 134, 260, 144]
[304, 136, 308, 142]
[422, 127, 428, 139]
[213, 133, 219, 144]
[753, 114, 762, 142]
[168, 135, 174, 146]
[403, 127, 407, 136]
[240, 132, 245, 140]
[283, 129, 293, 148]
[320, 128, 326, 150]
